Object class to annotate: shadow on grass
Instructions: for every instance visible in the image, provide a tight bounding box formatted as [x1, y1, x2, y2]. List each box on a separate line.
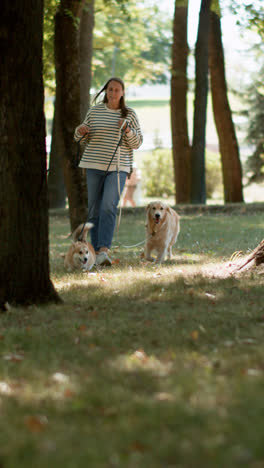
[1, 258, 264, 467]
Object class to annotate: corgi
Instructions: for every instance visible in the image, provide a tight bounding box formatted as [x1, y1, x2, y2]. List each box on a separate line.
[64, 222, 96, 271]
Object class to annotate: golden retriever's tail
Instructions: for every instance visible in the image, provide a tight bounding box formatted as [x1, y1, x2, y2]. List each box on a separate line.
[72, 222, 94, 242]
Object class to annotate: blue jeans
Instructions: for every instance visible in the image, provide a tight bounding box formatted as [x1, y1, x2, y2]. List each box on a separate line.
[86, 169, 127, 251]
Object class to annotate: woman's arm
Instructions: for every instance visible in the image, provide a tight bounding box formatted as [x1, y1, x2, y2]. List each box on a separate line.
[123, 110, 143, 149]
[74, 110, 91, 141]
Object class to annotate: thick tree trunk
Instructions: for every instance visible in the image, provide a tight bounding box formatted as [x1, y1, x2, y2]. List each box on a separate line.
[48, 0, 94, 211]
[54, 0, 88, 231]
[79, 0, 95, 119]
[48, 101, 67, 209]
[191, 0, 211, 204]
[170, 1, 191, 204]
[209, 9, 244, 203]
[0, 0, 60, 306]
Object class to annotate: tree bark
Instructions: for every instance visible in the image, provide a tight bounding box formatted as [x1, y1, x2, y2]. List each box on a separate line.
[79, 0, 95, 119]
[209, 9, 244, 203]
[171, 1, 191, 204]
[0, 0, 60, 306]
[48, 100, 67, 209]
[191, 0, 211, 204]
[54, 0, 88, 231]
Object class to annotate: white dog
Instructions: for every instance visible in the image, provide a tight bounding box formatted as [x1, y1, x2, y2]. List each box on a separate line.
[64, 223, 96, 271]
[144, 201, 180, 264]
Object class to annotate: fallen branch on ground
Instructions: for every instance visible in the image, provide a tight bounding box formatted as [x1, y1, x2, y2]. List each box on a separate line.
[233, 239, 264, 272]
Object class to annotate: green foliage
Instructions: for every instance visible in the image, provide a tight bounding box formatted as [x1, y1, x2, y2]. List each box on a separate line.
[141, 148, 175, 198]
[43, 0, 85, 91]
[235, 64, 264, 182]
[210, 0, 221, 17]
[229, 1, 264, 40]
[140, 148, 223, 200]
[92, 0, 172, 88]
[43, 0, 172, 92]
[43, 0, 58, 92]
[206, 151, 223, 199]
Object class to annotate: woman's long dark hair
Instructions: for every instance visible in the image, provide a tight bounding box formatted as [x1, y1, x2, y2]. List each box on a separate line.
[92, 77, 128, 118]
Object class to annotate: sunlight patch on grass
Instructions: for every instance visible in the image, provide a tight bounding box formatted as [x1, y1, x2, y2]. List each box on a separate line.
[2, 210, 264, 467]
[109, 349, 172, 377]
[53, 274, 95, 291]
[0, 372, 79, 404]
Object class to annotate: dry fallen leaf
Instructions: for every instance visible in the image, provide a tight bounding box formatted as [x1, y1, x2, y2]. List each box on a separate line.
[25, 415, 48, 433]
[242, 338, 256, 345]
[3, 353, 24, 362]
[205, 292, 216, 300]
[154, 392, 174, 401]
[52, 372, 69, 383]
[198, 324, 206, 333]
[112, 258, 120, 265]
[246, 368, 261, 376]
[190, 330, 199, 341]
[88, 343, 96, 349]
[132, 349, 148, 362]
[130, 441, 147, 453]
[64, 388, 75, 398]
[0, 381, 12, 395]
[89, 309, 99, 318]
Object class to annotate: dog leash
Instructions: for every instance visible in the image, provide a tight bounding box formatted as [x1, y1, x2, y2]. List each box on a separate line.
[115, 119, 136, 234]
[113, 226, 158, 250]
[113, 239, 146, 249]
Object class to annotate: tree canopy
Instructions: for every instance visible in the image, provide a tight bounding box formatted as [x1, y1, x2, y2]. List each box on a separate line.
[43, 0, 172, 92]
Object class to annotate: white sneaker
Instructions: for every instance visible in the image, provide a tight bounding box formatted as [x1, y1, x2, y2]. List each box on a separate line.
[95, 251, 112, 266]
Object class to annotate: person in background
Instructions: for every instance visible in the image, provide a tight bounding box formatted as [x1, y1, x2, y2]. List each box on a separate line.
[74, 77, 143, 266]
[122, 166, 141, 207]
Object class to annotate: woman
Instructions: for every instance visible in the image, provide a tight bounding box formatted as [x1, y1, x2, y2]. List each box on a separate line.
[74, 77, 143, 266]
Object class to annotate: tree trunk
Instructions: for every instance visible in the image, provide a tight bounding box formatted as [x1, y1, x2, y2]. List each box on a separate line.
[209, 8, 244, 203]
[191, 0, 211, 204]
[48, 100, 67, 209]
[0, 0, 60, 307]
[54, 0, 88, 231]
[79, 0, 95, 119]
[170, 0, 191, 204]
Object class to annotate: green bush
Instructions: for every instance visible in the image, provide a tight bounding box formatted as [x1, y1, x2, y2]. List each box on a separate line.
[206, 151, 223, 199]
[141, 148, 175, 197]
[140, 148, 223, 200]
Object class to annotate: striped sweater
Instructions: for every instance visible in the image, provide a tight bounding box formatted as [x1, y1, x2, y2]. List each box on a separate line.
[74, 103, 143, 173]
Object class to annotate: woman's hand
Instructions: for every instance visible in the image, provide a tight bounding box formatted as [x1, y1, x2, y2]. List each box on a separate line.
[118, 119, 131, 134]
[77, 124, 90, 136]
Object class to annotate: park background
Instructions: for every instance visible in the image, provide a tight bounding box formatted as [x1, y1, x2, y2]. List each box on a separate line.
[2, 1, 264, 467]
[44, 0, 264, 205]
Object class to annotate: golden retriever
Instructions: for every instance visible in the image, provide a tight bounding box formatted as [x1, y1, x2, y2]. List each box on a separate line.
[144, 201, 180, 264]
[64, 222, 96, 272]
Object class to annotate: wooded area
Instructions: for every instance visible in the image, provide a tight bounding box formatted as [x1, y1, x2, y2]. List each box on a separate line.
[0, 0, 263, 305]
[1, 4, 264, 464]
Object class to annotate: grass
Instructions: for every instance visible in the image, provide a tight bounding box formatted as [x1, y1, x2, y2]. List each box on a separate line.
[1, 207, 264, 467]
